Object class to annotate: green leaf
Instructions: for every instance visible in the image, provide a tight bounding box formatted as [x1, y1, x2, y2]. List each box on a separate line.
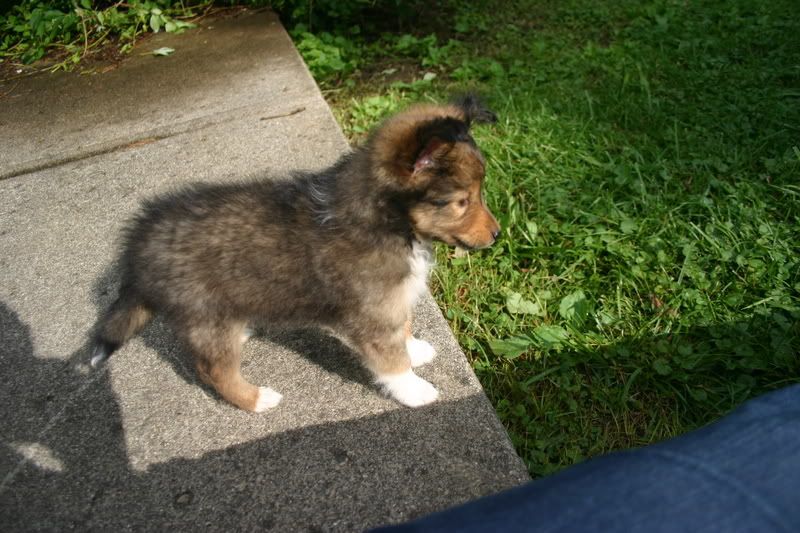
[489, 336, 533, 359]
[151, 47, 174, 56]
[525, 220, 538, 240]
[150, 14, 161, 32]
[653, 358, 672, 375]
[174, 20, 195, 32]
[533, 325, 569, 349]
[506, 292, 542, 315]
[558, 290, 591, 324]
[80, 0, 92, 9]
[620, 219, 638, 234]
[537, 290, 553, 301]
[597, 309, 617, 325]
[689, 389, 708, 401]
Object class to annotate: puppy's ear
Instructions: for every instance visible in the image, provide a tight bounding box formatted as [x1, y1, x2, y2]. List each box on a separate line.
[452, 94, 497, 127]
[408, 116, 471, 186]
[413, 136, 445, 174]
[372, 113, 469, 190]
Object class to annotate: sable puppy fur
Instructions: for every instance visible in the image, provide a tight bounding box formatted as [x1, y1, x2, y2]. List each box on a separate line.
[91, 95, 500, 412]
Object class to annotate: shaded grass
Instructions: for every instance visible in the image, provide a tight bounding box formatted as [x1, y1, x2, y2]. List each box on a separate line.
[318, 0, 800, 475]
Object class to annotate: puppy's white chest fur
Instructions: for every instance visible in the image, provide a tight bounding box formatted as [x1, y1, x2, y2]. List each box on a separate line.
[404, 240, 433, 308]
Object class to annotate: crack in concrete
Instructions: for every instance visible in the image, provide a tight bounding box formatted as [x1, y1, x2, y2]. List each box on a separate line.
[0, 106, 306, 182]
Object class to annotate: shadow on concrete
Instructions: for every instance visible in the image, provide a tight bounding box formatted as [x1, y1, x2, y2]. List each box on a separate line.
[0, 300, 520, 531]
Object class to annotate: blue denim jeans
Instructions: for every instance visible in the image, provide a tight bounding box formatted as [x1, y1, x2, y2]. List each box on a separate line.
[376, 385, 800, 533]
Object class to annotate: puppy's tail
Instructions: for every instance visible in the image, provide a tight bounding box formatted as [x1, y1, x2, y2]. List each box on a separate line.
[91, 286, 152, 367]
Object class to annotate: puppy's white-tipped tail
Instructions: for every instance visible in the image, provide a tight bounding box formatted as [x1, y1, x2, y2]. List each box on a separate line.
[90, 339, 119, 367]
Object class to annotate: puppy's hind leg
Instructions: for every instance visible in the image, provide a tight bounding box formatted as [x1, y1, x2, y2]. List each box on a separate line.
[184, 321, 282, 412]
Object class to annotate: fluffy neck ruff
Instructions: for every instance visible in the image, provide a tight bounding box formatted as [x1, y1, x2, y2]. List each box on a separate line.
[302, 149, 421, 248]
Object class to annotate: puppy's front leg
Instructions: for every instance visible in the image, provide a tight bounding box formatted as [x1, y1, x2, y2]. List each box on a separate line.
[358, 327, 439, 408]
[404, 320, 436, 368]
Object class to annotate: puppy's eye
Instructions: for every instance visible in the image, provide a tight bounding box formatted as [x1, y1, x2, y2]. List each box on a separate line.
[457, 198, 469, 208]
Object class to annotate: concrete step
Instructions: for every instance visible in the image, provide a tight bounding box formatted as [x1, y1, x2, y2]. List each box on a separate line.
[0, 10, 529, 531]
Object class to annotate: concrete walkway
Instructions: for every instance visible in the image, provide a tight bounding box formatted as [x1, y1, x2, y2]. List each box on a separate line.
[0, 10, 529, 531]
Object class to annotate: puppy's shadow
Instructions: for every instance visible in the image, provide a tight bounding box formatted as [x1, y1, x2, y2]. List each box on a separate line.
[89, 266, 372, 392]
[247, 326, 372, 386]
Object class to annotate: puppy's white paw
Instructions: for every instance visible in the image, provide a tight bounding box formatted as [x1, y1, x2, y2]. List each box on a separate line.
[406, 337, 436, 367]
[254, 387, 282, 412]
[377, 370, 439, 408]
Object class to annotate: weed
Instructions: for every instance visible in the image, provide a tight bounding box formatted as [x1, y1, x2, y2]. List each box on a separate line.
[292, 25, 360, 82]
[1, 0, 203, 71]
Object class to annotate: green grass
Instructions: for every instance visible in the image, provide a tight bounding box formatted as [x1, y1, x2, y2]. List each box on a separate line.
[312, 0, 800, 476]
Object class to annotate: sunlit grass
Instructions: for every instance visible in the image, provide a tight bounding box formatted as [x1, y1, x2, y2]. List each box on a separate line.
[323, 0, 800, 475]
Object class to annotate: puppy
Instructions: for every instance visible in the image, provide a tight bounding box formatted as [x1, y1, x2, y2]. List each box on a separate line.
[91, 95, 500, 411]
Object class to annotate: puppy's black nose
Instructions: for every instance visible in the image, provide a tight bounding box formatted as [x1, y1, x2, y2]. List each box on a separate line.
[491, 229, 501, 241]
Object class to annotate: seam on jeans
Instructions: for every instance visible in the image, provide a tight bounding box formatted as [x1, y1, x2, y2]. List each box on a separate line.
[644, 448, 793, 533]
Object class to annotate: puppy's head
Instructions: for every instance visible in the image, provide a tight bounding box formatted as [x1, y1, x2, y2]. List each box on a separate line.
[369, 95, 501, 250]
